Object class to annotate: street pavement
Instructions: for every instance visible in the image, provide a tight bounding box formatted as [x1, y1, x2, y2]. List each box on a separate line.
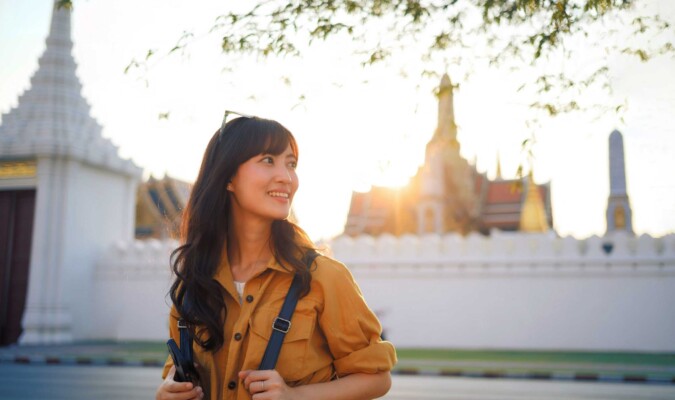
[3, 342, 674, 385]
[2, 364, 675, 400]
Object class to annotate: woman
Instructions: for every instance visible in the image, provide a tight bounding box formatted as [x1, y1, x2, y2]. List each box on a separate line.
[156, 114, 396, 400]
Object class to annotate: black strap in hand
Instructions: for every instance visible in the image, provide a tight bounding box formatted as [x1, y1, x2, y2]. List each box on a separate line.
[167, 319, 201, 385]
[258, 250, 319, 370]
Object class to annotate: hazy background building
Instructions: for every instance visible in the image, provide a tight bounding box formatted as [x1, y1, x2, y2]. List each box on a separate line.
[344, 74, 553, 237]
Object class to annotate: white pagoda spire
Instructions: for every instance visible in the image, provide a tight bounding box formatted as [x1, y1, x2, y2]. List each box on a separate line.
[0, 1, 137, 176]
[0, 1, 140, 345]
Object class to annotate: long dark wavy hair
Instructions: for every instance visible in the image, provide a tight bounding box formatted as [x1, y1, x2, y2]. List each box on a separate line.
[169, 117, 314, 352]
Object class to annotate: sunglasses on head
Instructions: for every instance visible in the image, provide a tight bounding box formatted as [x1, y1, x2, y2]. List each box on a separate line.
[218, 110, 255, 141]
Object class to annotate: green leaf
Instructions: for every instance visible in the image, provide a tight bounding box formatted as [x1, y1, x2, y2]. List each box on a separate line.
[123, 59, 139, 75]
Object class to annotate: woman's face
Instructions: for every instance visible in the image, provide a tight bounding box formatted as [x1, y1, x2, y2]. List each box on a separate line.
[228, 143, 299, 222]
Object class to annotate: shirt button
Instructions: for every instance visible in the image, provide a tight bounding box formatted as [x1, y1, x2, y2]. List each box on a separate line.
[246, 295, 254, 303]
[234, 332, 242, 341]
[228, 381, 236, 390]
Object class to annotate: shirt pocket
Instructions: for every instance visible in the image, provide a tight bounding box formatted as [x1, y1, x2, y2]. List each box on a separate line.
[249, 308, 315, 382]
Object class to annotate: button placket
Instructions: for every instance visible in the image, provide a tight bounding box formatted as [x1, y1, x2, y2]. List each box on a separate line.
[226, 277, 257, 373]
[223, 292, 247, 399]
[223, 270, 277, 396]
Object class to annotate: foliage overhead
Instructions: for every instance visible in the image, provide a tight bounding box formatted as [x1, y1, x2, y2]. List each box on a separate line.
[57, 0, 673, 119]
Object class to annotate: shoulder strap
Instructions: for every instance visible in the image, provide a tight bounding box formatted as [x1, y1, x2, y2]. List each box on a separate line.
[258, 250, 320, 370]
[168, 317, 200, 384]
[178, 318, 193, 362]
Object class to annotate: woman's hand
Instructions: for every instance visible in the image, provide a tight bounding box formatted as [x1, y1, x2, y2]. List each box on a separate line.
[156, 366, 204, 400]
[239, 369, 295, 400]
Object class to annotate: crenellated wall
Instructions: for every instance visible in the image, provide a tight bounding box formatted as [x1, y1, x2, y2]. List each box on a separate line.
[89, 239, 177, 341]
[331, 231, 675, 352]
[90, 232, 675, 351]
[330, 231, 672, 265]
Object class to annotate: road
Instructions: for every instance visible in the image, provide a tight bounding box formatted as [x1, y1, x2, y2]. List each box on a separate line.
[1, 364, 674, 400]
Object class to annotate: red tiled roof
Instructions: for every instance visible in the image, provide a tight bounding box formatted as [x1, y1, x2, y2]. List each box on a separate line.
[485, 180, 522, 204]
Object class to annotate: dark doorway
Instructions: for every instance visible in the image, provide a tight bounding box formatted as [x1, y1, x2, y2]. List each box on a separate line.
[0, 190, 36, 346]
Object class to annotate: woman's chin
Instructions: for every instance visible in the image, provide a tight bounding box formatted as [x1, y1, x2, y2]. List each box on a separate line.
[263, 209, 292, 221]
[274, 212, 292, 221]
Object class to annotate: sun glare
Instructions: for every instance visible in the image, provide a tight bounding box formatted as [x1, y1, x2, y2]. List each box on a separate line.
[371, 159, 419, 189]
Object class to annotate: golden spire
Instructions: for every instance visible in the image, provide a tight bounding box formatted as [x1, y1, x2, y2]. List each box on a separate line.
[519, 171, 549, 232]
[495, 151, 502, 180]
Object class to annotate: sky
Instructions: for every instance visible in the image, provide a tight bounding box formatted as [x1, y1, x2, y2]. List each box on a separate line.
[0, 0, 674, 241]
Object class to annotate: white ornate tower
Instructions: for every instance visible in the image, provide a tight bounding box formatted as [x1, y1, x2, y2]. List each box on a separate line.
[605, 130, 633, 235]
[417, 75, 455, 233]
[0, 2, 141, 344]
[417, 74, 478, 234]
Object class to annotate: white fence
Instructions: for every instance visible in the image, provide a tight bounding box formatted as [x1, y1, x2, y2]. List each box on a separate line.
[91, 231, 675, 351]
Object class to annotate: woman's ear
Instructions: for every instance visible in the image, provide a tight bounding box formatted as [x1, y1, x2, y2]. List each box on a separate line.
[227, 182, 233, 191]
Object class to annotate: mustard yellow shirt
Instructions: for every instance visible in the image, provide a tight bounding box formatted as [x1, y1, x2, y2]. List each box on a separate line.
[162, 253, 397, 400]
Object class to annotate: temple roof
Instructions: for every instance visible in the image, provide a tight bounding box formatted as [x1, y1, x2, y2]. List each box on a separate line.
[0, 1, 140, 177]
[343, 73, 555, 236]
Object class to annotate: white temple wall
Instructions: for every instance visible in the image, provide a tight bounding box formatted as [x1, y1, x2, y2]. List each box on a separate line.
[58, 161, 138, 340]
[351, 263, 673, 351]
[90, 232, 675, 352]
[333, 232, 675, 352]
[91, 240, 175, 340]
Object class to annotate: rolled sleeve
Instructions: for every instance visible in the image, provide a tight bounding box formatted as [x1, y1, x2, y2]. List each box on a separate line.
[333, 339, 396, 376]
[316, 257, 397, 377]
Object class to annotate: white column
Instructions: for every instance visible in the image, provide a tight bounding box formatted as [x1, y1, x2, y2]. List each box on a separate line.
[20, 156, 73, 344]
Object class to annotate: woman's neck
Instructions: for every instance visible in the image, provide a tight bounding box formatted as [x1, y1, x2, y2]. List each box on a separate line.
[227, 214, 273, 281]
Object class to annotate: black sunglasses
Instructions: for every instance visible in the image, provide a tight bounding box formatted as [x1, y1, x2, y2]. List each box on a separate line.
[218, 110, 255, 141]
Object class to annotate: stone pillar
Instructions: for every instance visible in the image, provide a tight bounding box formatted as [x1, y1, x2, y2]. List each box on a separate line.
[606, 130, 634, 235]
[20, 156, 73, 343]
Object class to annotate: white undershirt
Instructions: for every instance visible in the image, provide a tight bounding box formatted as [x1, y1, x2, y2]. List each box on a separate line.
[234, 281, 246, 303]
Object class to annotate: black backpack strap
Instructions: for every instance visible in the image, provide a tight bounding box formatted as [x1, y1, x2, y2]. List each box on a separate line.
[166, 316, 201, 385]
[258, 250, 320, 370]
[178, 318, 193, 362]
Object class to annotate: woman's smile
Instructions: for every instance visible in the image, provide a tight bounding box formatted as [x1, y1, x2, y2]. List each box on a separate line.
[268, 191, 290, 201]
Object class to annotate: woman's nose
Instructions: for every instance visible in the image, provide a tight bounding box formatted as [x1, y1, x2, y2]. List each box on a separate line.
[275, 165, 292, 183]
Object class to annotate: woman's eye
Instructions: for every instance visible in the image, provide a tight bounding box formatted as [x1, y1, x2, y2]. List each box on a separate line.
[262, 156, 273, 164]
[289, 161, 297, 169]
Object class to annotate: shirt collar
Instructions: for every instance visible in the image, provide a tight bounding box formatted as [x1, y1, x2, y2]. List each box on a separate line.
[213, 246, 294, 292]
[266, 256, 294, 274]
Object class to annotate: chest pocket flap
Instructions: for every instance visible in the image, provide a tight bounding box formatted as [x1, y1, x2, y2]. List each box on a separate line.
[249, 308, 314, 343]
[249, 308, 315, 382]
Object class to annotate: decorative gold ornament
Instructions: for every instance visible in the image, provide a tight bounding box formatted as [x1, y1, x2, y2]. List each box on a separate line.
[0, 160, 37, 179]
